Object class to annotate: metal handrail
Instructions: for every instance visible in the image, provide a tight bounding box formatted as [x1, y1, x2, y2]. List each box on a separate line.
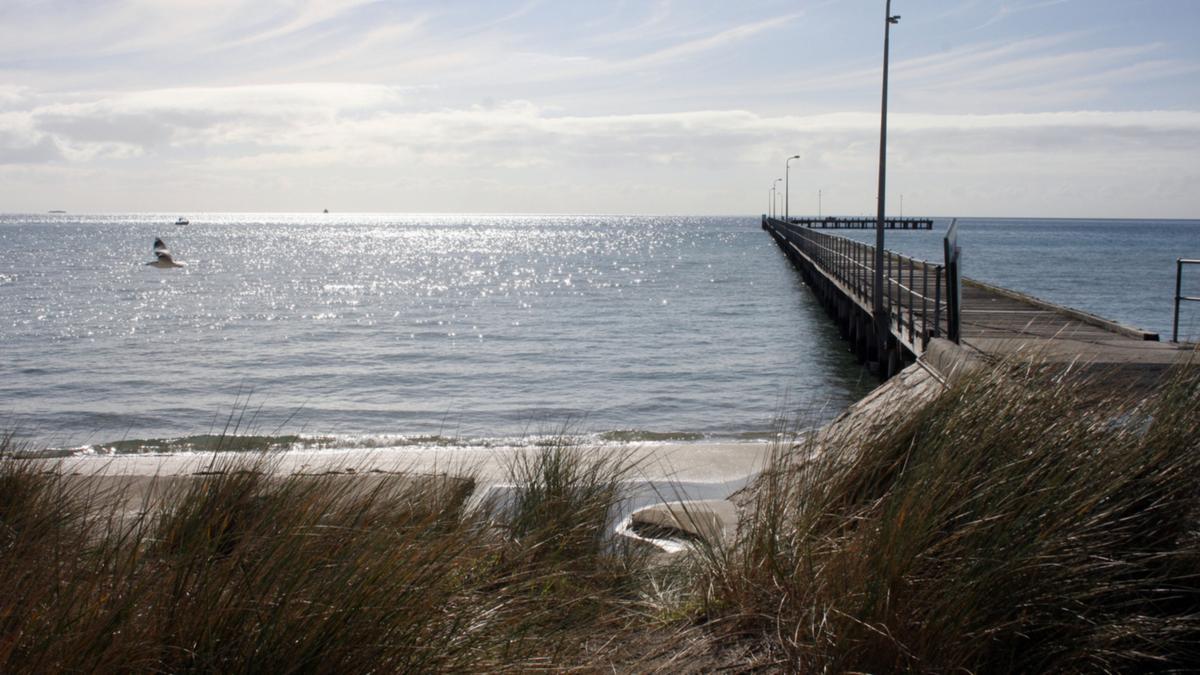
[775, 221, 949, 350]
[1174, 258, 1200, 343]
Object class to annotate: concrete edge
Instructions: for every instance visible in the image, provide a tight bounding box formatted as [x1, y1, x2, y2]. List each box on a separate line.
[628, 499, 737, 547]
[917, 337, 987, 385]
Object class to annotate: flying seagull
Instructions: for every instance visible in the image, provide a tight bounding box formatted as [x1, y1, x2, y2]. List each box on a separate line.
[147, 237, 186, 268]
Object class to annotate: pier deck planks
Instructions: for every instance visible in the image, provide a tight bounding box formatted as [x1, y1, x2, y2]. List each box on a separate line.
[954, 280, 1187, 367]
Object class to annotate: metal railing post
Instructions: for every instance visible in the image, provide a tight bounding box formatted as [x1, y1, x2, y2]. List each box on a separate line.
[1175, 258, 1200, 343]
[934, 265, 943, 338]
[858, 242, 864, 296]
[943, 219, 962, 344]
[922, 261, 929, 346]
[907, 259, 914, 342]
[886, 251, 892, 320]
[1176, 258, 1184, 343]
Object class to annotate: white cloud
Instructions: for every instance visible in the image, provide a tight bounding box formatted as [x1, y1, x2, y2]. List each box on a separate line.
[1, 82, 1197, 216]
[10, 84, 1200, 167]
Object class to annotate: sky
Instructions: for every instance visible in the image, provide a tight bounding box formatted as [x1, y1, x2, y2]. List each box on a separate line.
[1, 0, 1198, 217]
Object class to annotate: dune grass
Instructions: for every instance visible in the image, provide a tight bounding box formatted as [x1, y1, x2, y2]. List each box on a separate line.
[3, 359, 1199, 672]
[0, 438, 654, 672]
[701, 362, 1200, 672]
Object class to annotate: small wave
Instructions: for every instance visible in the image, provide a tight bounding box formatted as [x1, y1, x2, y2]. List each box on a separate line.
[35, 428, 759, 458]
[43, 432, 561, 456]
[24, 434, 329, 458]
[735, 430, 784, 442]
[597, 430, 706, 443]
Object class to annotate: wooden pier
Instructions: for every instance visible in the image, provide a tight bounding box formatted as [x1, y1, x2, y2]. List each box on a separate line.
[788, 216, 933, 230]
[762, 216, 1191, 381]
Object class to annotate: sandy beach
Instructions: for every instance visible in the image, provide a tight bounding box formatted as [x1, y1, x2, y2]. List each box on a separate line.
[45, 441, 774, 547]
[53, 441, 771, 484]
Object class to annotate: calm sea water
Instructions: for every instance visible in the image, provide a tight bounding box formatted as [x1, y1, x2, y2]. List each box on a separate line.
[2, 214, 1195, 453]
[1, 213, 874, 452]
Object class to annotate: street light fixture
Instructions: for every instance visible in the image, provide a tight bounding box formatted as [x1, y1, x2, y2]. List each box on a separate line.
[874, 0, 900, 338]
[785, 155, 801, 221]
[772, 178, 782, 219]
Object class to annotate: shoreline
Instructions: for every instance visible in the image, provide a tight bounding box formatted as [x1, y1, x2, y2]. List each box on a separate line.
[49, 441, 772, 484]
[37, 353, 950, 550]
[43, 441, 774, 549]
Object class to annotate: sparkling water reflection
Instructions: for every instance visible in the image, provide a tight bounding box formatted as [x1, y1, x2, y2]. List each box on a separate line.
[1, 214, 873, 449]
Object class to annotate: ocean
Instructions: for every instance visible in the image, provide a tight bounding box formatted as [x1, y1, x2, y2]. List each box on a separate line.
[2, 214, 1196, 454]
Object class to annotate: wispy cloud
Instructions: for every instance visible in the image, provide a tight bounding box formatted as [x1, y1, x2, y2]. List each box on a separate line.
[974, 0, 1073, 31]
[621, 14, 800, 68]
[218, 0, 379, 49]
[780, 30, 1194, 114]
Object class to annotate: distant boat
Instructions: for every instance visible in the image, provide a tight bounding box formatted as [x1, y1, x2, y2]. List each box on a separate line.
[323, 209, 329, 213]
[175, 217, 189, 225]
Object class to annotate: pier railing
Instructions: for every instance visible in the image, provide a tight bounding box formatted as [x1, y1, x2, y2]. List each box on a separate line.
[766, 215, 1189, 382]
[773, 220, 954, 352]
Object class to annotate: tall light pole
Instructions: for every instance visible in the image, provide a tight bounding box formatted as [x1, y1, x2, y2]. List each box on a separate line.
[785, 155, 801, 221]
[818, 189, 822, 218]
[874, 1, 900, 335]
[772, 178, 782, 219]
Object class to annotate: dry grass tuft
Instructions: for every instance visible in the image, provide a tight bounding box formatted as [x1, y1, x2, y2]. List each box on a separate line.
[700, 362, 1200, 672]
[0, 439, 657, 672]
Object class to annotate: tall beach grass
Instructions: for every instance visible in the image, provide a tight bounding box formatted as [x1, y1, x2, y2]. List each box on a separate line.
[3, 358, 1198, 672]
[0, 438, 653, 672]
[701, 361, 1200, 672]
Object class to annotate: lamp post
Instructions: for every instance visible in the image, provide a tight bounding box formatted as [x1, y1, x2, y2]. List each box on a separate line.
[785, 155, 801, 221]
[772, 178, 782, 219]
[874, 1, 900, 336]
[818, 189, 822, 218]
